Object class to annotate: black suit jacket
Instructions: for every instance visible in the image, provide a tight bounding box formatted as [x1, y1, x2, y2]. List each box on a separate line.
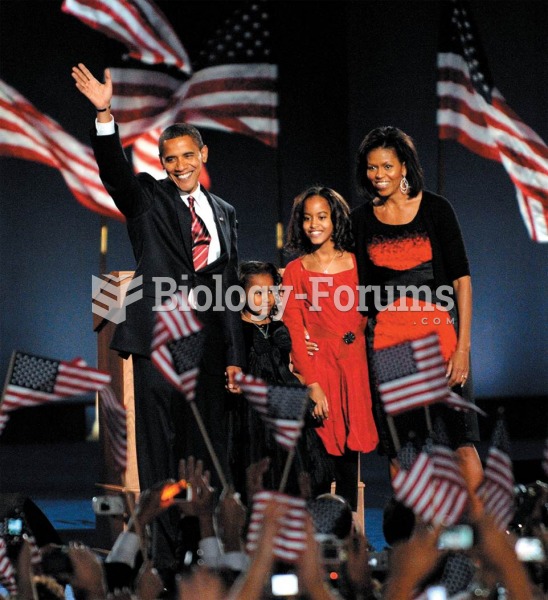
[91, 126, 245, 368]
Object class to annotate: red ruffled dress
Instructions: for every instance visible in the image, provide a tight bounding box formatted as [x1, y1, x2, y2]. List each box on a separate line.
[282, 255, 379, 456]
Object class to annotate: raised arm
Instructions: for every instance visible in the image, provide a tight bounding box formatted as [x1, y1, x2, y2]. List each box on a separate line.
[71, 63, 113, 122]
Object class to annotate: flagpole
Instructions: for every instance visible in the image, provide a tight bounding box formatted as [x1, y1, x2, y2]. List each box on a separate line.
[424, 406, 433, 435]
[387, 415, 401, 453]
[278, 448, 296, 493]
[189, 401, 228, 490]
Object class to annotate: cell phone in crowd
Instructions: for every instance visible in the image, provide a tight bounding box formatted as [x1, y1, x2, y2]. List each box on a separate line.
[160, 479, 192, 503]
[426, 586, 448, 600]
[437, 524, 474, 550]
[92, 495, 125, 516]
[271, 572, 299, 597]
[0, 515, 26, 546]
[4, 517, 23, 536]
[515, 537, 546, 562]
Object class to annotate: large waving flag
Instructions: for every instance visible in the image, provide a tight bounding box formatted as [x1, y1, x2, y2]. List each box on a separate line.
[235, 372, 308, 451]
[437, 0, 548, 242]
[0, 79, 123, 221]
[109, 2, 278, 148]
[62, 0, 192, 74]
[477, 416, 515, 529]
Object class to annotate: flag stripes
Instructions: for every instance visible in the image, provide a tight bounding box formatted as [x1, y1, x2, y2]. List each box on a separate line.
[393, 443, 468, 526]
[150, 293, 204, 401]
[431, 444, 468, 526]
[373, 334, 484, 417]
[235, 373, 308, 451]
[0, 352, 126, 470]
[2, 353, 110, 411]
[99, 386, 127, 471]
[0, 538, 17, 595]
[478, 446, 515, 529]
[0, 79, 123, 221]
[477, 418, 515, 529]
[62, 0, 192, 74]
[437, 0, 548, 242]
[393, 451, 435, 523]
[111, 64, 278, 148]
[246, 491, 308, 563]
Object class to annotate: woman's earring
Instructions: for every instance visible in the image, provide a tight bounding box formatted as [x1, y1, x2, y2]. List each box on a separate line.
[400, 176, 410, 195]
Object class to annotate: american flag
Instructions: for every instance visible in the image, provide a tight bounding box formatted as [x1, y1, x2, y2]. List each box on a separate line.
[1, 352, 111, 412]
[150, 292, 204, 402]
[477, 417, 515, 529]
[235, 372, 308, 451]
[246, 490, 308, 563]
[0, 79, 123, 221]
[429, 419, 468, 526]
[430, 443, 468, 526]
[393, 439, 468, 526]
[0, 538, 17, 596]
[108, 1, 278, 149]
[437, 0, 548, 242]
[99, 386, 127, 472]
[372, 333, 484, 417]
[393, 444, 436, 524]
[62, 0, 192, 74]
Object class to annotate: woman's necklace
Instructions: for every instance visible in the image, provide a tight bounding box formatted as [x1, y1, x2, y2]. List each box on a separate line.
[311, 250, 341, 274]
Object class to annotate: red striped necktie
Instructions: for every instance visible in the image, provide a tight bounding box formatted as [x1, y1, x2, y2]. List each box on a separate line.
[188, 195, 211, 271]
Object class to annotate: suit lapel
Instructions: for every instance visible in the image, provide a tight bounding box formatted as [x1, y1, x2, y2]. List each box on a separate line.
[204, 190, 229, 256]
[161, 178, 193, 264]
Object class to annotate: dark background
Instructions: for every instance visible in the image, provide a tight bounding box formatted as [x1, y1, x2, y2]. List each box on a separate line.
[0, 0, 546, 438]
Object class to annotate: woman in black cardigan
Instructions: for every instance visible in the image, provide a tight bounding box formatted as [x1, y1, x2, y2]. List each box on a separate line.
[351, 126, 482, 510]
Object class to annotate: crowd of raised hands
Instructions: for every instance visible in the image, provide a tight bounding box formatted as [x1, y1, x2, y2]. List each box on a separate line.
[1, 457, 546, 600]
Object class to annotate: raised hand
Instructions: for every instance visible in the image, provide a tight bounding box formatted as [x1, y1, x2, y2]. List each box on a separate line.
[71, 63, 112, 111]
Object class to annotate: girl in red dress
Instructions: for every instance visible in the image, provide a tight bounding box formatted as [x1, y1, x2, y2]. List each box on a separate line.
[282, 186, 378, 509]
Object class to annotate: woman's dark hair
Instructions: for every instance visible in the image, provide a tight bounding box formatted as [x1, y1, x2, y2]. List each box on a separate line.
[238, 260, 281, 288]
[285, 185, 354, 254]
[355, 126, 424, 200]
[158, 123, 204, 155]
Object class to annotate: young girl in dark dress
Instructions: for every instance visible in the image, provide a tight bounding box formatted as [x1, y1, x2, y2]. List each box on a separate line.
[230, 261, 332, 500]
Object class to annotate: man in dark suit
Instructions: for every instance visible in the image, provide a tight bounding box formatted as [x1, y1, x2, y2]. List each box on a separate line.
[72, 63, 245, 577]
